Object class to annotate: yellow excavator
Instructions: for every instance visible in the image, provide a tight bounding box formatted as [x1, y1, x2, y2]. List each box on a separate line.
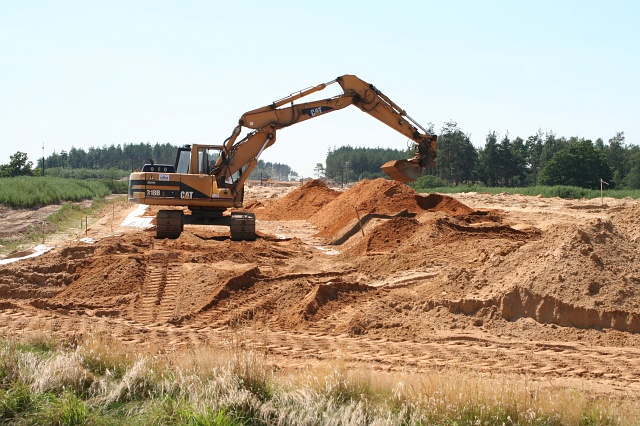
[128, 74, 437, 239]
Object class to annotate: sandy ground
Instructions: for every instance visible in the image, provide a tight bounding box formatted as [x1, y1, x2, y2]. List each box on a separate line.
[1, 180, 639, 399]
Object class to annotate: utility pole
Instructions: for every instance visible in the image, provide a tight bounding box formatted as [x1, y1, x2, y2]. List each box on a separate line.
[42, 142, 45, 176]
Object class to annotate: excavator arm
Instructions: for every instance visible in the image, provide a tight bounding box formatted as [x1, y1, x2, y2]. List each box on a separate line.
[214, 74, 436, 185]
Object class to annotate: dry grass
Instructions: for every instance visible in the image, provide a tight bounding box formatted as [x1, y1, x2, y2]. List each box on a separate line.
[1, 331, 638, 425]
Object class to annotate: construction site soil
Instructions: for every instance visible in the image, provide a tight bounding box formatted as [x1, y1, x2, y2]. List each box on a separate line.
[1, 179, 639, 399]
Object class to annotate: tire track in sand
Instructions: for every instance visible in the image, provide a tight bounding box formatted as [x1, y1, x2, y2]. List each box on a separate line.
[135, 251, 181, 324]
[0, 306, 638, 396]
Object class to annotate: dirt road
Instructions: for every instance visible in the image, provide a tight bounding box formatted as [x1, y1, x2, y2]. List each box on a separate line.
[1, 180, 639, 398]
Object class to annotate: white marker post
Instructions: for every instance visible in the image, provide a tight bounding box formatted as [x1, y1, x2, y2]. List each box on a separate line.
[600, 178, 609, 205]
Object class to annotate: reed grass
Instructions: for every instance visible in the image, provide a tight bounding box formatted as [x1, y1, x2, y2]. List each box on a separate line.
[0, 332, 637, 425]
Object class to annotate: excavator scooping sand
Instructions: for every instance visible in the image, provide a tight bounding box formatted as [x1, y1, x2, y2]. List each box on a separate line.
[128, 74, 437, 239]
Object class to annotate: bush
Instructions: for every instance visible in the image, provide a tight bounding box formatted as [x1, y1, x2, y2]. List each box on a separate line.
[43, 168, 129, 180]
[0, 177, 115, 208]
[411, 175, 451, 191]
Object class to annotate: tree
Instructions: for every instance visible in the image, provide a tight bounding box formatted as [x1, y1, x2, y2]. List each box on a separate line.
[325, 146, 407, 181]
[314, 163, 325, 179]
[510, 136, 528, 187]
[605, 132, 627, 186]
[537, 139, 612, 189]
[539, 132, 567, 167]
[497, 134, 514, 186]
[627, 145, 640, 189]
[525, 131, 544, 185]
[628, 164, 640, 189]
[478, 131, 499, 186]
[1, 151, 34, 177]
[435, 121, 477, 185]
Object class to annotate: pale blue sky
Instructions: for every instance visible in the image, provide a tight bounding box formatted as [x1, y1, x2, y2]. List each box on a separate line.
[1, 1, 638, 177]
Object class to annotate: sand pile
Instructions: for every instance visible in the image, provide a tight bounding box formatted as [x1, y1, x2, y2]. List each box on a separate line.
[474, 217, 640, 312]
[416, 193, 475, 215]
[346, 216, 422, 255]
[310, 179, 421, 234]
[256, 180, 339, 220]
[611, 203, 640, 243]
[309, 179, 478, 240]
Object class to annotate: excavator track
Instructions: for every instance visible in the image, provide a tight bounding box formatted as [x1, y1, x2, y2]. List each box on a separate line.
[156, 210, 183, 239]
[230, 212, 256, 241]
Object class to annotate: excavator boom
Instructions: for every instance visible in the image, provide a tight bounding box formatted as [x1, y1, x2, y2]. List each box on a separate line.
[235, 74, 437, 182]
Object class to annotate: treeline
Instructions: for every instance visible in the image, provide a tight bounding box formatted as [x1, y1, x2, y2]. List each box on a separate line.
[5, 123, 637, 189]
[247, 160, 299, 181]
[42, 143, 178, 171]
[322, 122, 636, 190]
[29, 143, 301, 181]
[435, 121, 632, 189]
[323, 146, 411, 182]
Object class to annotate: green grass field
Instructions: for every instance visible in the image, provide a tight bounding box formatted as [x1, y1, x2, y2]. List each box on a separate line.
[411, 182, 640, 200]
[0, 176, 127, 208]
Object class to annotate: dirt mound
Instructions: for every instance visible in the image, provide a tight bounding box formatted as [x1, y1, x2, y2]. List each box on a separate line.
[310, 179, 477, 241]
[347, 216, 422, 255]
[50, 255, 145, 309]
[611, 203, 640, 243]
[417, 193, 475, 215]
[0, 251, 76, 299]
[256, 180, 339, 220]
[310, 179, 419, 234]
[282, 280, 376, 330]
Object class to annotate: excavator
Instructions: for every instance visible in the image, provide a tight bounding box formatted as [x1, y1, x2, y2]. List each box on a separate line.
[128, 74, 437, 239]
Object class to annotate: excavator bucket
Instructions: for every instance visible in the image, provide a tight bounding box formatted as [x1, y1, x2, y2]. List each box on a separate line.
[380, 159, 422, 182]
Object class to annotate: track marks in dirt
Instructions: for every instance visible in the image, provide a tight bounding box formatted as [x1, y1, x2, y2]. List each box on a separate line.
[0, 306, 638, 395]
[191, 278, 268, 328]
[135, 251, 181, 324]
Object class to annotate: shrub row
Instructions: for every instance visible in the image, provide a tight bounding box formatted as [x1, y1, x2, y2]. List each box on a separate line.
[0, 176, 127, 208]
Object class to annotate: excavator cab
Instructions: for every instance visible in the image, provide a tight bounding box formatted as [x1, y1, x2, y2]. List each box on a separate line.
[175, 145, 225, 175]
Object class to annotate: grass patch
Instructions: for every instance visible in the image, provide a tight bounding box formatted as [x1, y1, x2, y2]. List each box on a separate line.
[0, 382, 40, 421]
[13, 333, 58, 355]
[44, 167, 129, 180]
[38, 391, 92, 425]
[0, 333, 636, 425]
[0, 176, 125, 208]
[0, 195, 127, 255]
[410, 183, 640, 200]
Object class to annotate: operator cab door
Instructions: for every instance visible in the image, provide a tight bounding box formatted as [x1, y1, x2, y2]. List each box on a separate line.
[197, 147, 222, 175]
[177, 146, 224, 200]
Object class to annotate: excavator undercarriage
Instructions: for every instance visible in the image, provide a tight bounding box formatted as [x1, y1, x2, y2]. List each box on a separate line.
[156, 210, 255, 240]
